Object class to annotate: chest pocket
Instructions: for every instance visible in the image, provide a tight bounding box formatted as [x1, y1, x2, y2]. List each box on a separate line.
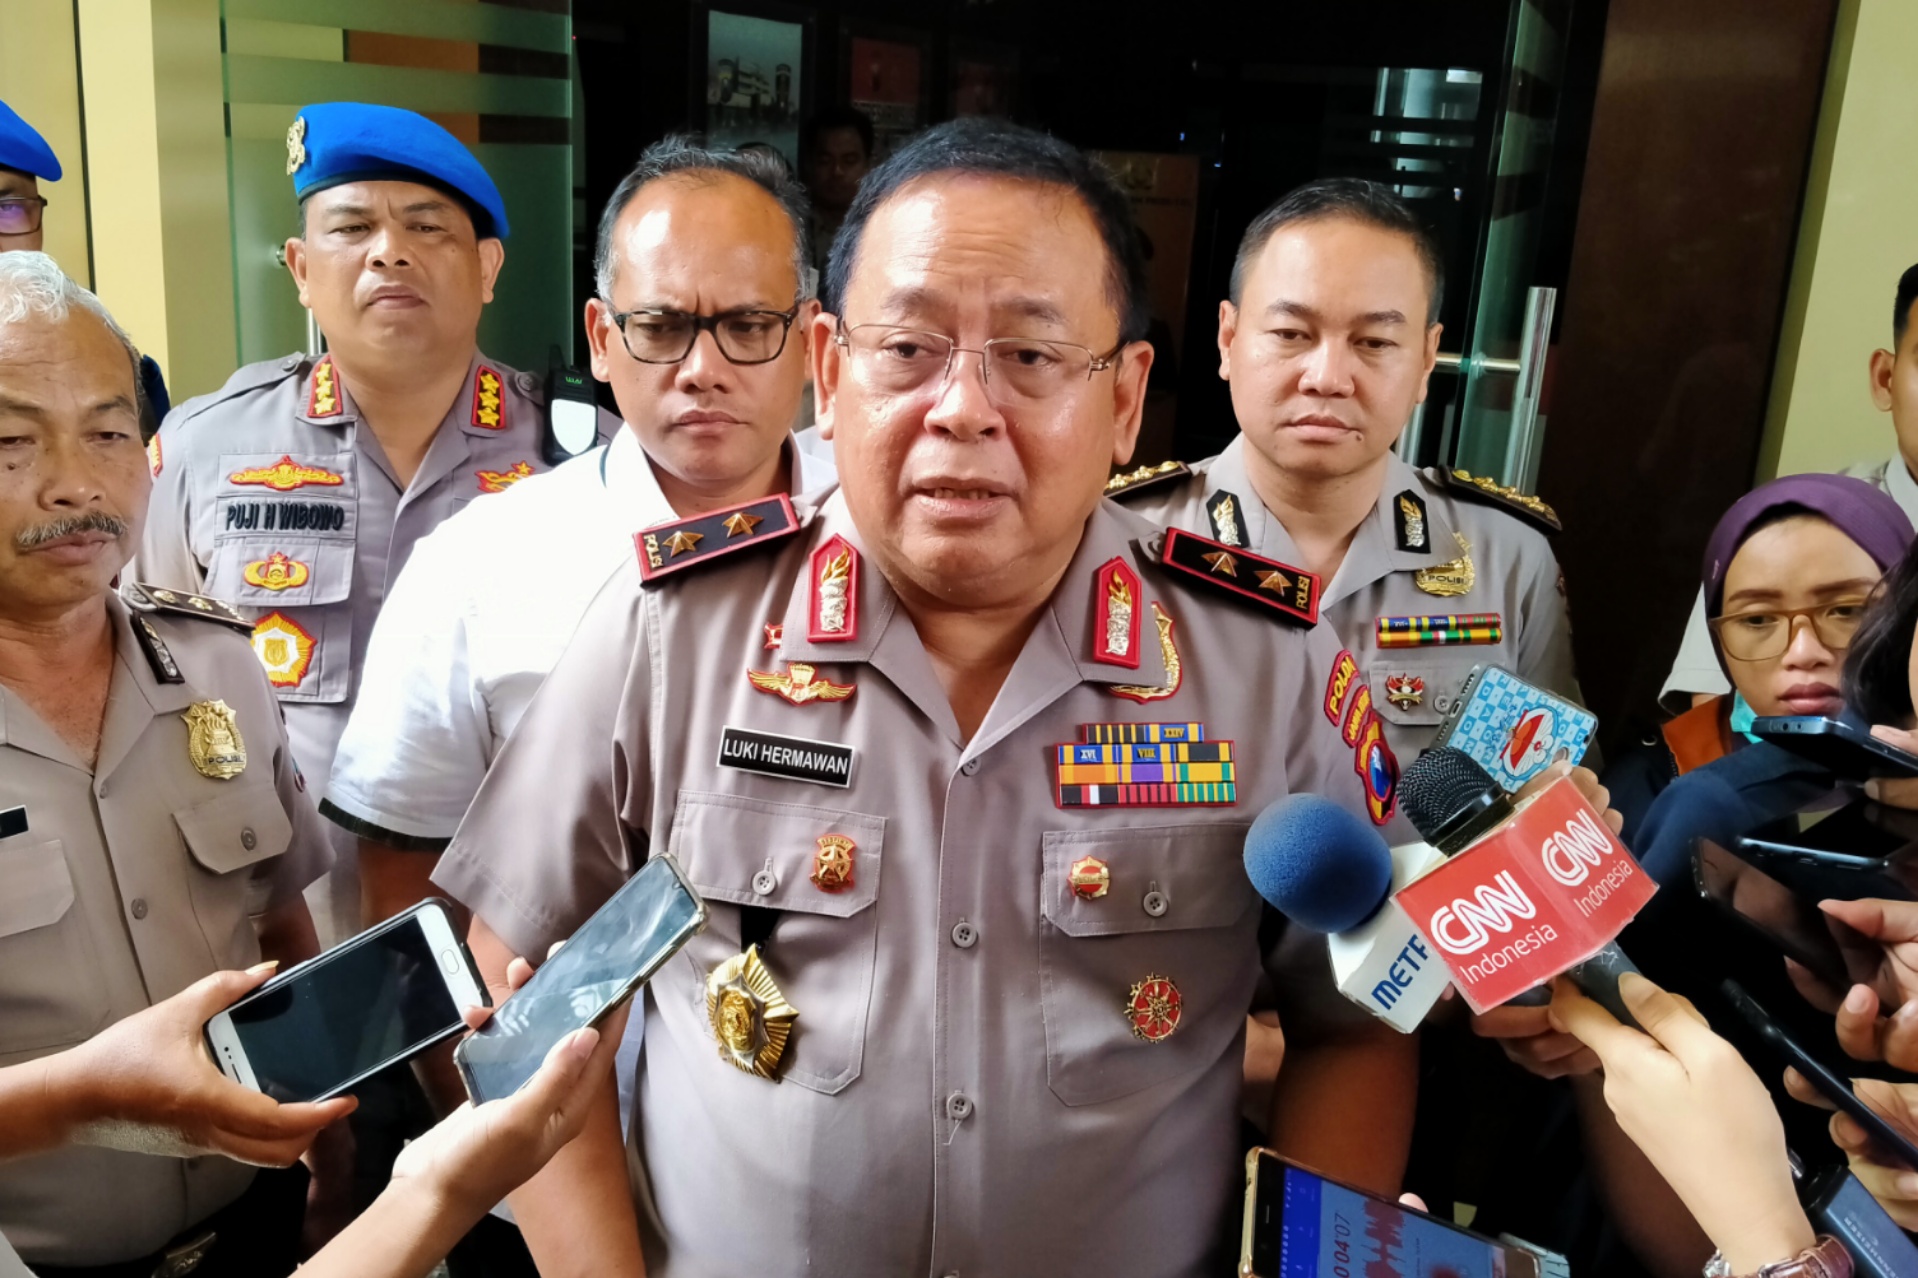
[668, 790, 884, 1096]
[0, 839, 110, 1057]
[1363, 651, 1488, 729]
[204, 538, 355, 705]
[175, 782, 294, 966]
[1038, 824, 1259, 1106]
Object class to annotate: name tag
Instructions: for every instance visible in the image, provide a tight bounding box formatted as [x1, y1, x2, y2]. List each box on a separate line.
[718, 727, 855, 788]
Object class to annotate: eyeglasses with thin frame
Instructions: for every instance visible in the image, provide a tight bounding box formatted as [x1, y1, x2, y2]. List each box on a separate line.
[835, 321, 1126, 407]
[604, 302, 801, 365]
[1708, 598, 1872, 663]
[0, 197, 48, 237]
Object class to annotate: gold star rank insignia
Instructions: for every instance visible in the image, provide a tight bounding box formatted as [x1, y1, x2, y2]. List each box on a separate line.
[707, 946, 798, 1080]
[1157, 529, 1320, 626]
[663, 530, 703, 557]
[723, 510, 764, 538]
[636, 496, 800, 583]
[1201, 550, 1238, 577]
[1257, 569, 1292, 595]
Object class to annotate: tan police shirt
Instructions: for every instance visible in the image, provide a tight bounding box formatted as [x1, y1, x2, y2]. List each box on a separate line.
[1127, 439, 1580, 774]
[133, 351, 615, 942]
[0, 592, 331, 1267]
[432, 490, 1396, 1278]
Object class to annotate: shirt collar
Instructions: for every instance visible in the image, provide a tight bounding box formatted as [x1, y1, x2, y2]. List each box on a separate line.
[608, 430, 834, 537]
[1886, 454, 1918, 524]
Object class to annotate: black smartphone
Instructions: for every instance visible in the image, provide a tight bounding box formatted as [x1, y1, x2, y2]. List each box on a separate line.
[1801, 1164, 1918, 1278]
[1694, 838, 1865, 990]
[1722, 980, 1918, 1171]
[1735, 801, 1918, 903]
[1240, 1149, 1547, 1278]
[204, 899, 487, 1103]
[1752, 715, 1918, 780]
[455, 853, 706, 1103]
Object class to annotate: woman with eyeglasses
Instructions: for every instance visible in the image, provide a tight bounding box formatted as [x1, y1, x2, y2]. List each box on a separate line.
[1606, 474, 1913, 850]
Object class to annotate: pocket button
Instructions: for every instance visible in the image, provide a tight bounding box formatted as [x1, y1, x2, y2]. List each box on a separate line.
[130, 898, 149, 920]
[1142, 889, 1169, 918]
[240, 827, 257, 852]
[752, 868, 778, 896]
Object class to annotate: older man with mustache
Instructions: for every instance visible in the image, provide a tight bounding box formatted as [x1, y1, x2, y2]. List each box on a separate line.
[0, 251, 335, 1275]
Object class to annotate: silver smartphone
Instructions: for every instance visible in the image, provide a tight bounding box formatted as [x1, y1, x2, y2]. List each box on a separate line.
[204, 899, 487, 1103]
[455, 853, 707, 1103]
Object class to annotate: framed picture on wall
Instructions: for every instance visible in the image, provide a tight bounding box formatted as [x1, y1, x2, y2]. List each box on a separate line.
[693, 2, 815, 167]
[949, 40, 1018, 119]
[840, 21, 930, 161]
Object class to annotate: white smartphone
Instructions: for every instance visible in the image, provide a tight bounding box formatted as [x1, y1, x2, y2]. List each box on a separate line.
[204, 898, 487, 1102]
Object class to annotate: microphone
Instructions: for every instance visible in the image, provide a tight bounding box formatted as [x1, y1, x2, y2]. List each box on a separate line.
[1244, 795, 1452, 1032]
[1394, 748, 1654, 1023]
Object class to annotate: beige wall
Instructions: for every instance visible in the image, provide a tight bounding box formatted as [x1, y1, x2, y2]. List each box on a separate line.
[1760, 0, 1916, 479]
[0, 0, 91, 284]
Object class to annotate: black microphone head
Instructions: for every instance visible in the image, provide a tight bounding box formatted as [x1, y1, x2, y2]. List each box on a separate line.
[1400, 747, 1514, 854]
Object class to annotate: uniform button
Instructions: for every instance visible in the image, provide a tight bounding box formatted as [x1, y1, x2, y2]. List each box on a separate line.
[1142, 889, 1169, 918]
[945, 1091, 973, 1121]
[240, 827, 258, 851]
[280, 356, 299, 371]
[130, 899, 149, 920]
[1434, 695, 1452, 713]
[960, 758, 980, 776]
[516, 371, 538, 394]
[752, 869, 778, 896]
[950, 920, 978, 949]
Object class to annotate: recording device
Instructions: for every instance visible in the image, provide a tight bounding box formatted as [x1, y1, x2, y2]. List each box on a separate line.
[1736, 801, 1918, 903]
[1693, 838, 1866, 991]
[1394, 748, 1654, 1021]
[1801, 1164, 1918, 1278]
[456, 853, 706, 1103]
[1722, 980, 1918, 1171]
[0, 805, 26, 839]
[1752, 714, 1918, 780]
[1243, 795, 1450, 1032]
[1239, 1149, 1549, 1278]
[204, 899, 486, 1102]
[543, 344, 600, 465]
[1433, 664, 1599, 790]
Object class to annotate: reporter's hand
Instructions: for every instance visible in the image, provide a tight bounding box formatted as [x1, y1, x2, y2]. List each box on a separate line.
[1550, 973, 1814, 1273]
[1517, 762, 1625, 837]
[1828, 1080, 1918, 1228]
[52, 964, 356, 1165]
[1865, 727, 1918, 810]
[1814, 899, 1918, 1070]
[1472, 1000, 1601, 1079]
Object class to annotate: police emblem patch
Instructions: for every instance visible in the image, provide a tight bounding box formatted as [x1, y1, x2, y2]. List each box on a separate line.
[476, 461, 534, 493]
[228, 455, 346, 493]
[242, 551, 311, 592]
[251, 611, 316, 688]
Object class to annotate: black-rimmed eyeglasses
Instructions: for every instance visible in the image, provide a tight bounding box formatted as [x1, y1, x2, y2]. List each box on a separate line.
[0, 198, 49, 238]
[605, 302, 802, 365]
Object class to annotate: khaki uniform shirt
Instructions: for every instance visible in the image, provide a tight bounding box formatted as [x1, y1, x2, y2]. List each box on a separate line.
[1128, 439, 1580, 784]
[134, 351, 614, 943]
[434, 491, 1392, 1278]
[0, 594, 331, 1266]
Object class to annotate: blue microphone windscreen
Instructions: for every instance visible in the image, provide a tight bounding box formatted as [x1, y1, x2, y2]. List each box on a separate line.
[1243, 793, 1395, 933]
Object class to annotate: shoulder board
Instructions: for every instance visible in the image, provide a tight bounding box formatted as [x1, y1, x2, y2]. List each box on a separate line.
[636, 495, 801, 584]
[122, 582, 253, 633]
[1104, 460, 1192, 501]
[1434, 467, 1561, 533]
[163, 356, 305, 428]
[1151, 527, 1320, 626]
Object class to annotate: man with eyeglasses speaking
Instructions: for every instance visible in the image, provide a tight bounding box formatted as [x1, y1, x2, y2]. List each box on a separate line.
[427, 118, 1412, 1278]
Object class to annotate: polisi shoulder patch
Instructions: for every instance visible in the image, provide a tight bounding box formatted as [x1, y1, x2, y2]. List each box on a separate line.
[1104, 460, 1192, 501]
[636, 495, 801, 584]
[1151, 528, 1320, 626]
[1432, 467, 1562, 534]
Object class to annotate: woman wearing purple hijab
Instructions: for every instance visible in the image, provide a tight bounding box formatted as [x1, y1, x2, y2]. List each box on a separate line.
[1608, 474, 1913, 842]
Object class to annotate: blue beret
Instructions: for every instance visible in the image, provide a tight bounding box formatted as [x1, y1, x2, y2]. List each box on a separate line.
[287, 102, 507, 239]
[0, 100, 61, 182]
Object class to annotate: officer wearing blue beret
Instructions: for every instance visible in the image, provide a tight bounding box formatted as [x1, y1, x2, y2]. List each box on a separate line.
[0, 98, 61, 254]
[134, 102, 615, 950]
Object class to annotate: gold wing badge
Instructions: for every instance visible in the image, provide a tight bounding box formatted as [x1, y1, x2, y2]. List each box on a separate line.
[747, 662, 856, 706]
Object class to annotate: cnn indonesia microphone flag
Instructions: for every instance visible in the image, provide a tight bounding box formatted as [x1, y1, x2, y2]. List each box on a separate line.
[1391, 776, 1656, 1014]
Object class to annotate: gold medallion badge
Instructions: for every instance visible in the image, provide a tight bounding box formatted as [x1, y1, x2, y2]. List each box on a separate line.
[285, 116, 307, 176]
[811, 834, 856, 892]
[706, 945, 798, 1080]
[1414, 532, 1476, 598]
[182, 700, 246, 780]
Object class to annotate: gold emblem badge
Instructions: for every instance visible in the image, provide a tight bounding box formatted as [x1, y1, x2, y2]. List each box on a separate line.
[1201, 550, 1238, 577]
[228, 455, 344, 493]
[1385, 674, 1426, 710]
[747, 662, 855, 706]
[1110, 603, 1184, 704]
[809, 536, 859, 642]
[1207, 491, 1243, 547]
[182, 700, 246, 780]
[706, 945, 798, 1080]
[1125, 974, 1183, 1043]
[285, 115, 307, 176]
[1414, 532, 1476, 598]
[723, 510, 764, 538]
[811, 834, 856, 892]
[476, 461, 534, 494]
[1397, 493, 1427, 551]
[243, 551, 310, 592]
[1068, 855, 1110, 900]
[251, 611, 317, 688]
[763, 622, 783, 650]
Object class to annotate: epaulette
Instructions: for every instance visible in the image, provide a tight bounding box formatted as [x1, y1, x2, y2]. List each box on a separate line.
[1103, 460, 1191, 501]
[637, 495, 802, 584]
[1433, 467, 1561, 534]
[162, 355, 305, 428]
[1148, 528, 1321, 627]
[122, 581, 253, 631]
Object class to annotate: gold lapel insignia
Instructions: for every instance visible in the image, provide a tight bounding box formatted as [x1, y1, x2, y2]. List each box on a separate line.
[723, 510, 764, 538]
[747, 662, 856, 706]
[182, 700, 247, 780]
[1110, 603, 1184, 704]
[707, 945, 798, 1080]
[763, 622, 783, 650]
[285, 116, 307, 176]
[1092, 558, 1142, 668]
[1206, 491, 1244, 547]
[809, 535, 859, 642]
[1414, 532, 1475, 597]
[1396, 491, 1428, 552]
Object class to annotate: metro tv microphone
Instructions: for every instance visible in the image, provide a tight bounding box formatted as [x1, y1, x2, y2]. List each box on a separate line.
[1243, 796, 1452, 1032]
[1394, 748, 1654, 1023]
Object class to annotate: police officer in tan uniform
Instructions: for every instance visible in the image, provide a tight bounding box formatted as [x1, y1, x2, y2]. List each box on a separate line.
[134, 103, 613, 945]
[0, 253, 333, 1274]
[1122, 179, 1578, 792]
[431, 120, 1415, 1278]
